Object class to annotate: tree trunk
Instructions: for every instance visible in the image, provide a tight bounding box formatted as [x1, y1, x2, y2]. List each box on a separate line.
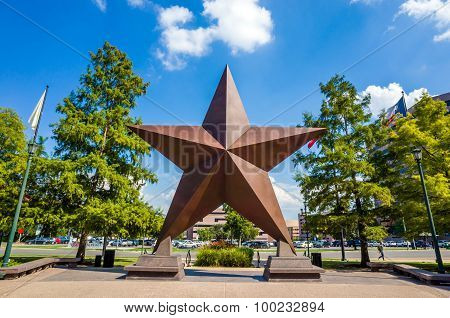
[76, 232, 88, 261]
[340, 228, 346, 261]
[358, 220, 370, 266]
[102, 236, 108, 258]
[355, 197, 370, 267]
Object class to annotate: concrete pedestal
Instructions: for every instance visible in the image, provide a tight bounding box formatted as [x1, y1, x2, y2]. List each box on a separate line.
[125, 255, 185, 280]
[263, 256, 324, 282]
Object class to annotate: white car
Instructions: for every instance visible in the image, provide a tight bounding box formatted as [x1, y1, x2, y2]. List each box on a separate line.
[177, 240, 196, 249]
[294, 241, 313, 248]
[399, 241, 411, 247]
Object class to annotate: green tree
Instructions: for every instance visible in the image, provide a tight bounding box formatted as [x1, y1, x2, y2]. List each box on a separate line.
[363, 226, 388, 242]
[0, 107, 27, 237]
[374, 94, 449, 240]
[127, 203, 164, 239]
[294, 75, 391, 266]
[209, 224, 228, 240]
[0, 109, 61, 242]
[51, 42, 157, 260]
[223, 204, 258, 246]
[20, 138, 67, 238]
[197, 228, 214, 241]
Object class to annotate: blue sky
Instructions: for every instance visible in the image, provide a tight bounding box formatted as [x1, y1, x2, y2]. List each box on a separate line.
[1, 0, 449, 219]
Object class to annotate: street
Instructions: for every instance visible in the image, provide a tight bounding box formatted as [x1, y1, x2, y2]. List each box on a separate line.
[2, 245, 449, 262]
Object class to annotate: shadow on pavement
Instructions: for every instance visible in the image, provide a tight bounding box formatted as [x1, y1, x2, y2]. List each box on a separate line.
[185, 269, 265, 282]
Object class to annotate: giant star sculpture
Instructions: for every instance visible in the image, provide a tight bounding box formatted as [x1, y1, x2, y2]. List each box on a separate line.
[129, 66, 326, 256]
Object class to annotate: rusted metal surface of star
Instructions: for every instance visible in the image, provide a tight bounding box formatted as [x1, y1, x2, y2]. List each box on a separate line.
[129, 66, 326, 255]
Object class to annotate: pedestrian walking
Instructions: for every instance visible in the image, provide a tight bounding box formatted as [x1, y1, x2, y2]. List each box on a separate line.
[377, 241, 385, 261]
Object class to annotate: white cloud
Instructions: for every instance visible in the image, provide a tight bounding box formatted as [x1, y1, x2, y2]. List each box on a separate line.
[157, 0, 274, 70]
[92, 0, 148, 11]
[203, 0, 273, 54]
[360, 82, 428, 116]
[127, 0, 146, 8]
[156, 5, 216, 70]
[269, 176, 303, 219]
[433, 27, 450, 40]
[141, 182, 177, 214]
[398, 0, 450, 42]
[93, 0, 107, 12]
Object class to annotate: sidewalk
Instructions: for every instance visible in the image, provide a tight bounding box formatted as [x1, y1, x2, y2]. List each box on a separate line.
[1, 266, 448, 298]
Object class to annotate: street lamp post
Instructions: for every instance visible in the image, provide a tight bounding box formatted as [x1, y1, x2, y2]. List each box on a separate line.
[412, 148, 445, 274]
[304, 199, 310, 258]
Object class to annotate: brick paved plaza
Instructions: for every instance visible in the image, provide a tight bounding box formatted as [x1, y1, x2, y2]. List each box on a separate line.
[1, 266, 448, 298]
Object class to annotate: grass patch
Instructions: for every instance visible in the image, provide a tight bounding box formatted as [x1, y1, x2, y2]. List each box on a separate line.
[5, 257, 43, 267]
[401, 261, 450, 272]
[320, 259, 450, 272]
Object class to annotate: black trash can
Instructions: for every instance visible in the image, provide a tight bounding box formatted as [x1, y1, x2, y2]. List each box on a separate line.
[94, 255, 102, 267]
[103, 250, 115, 268]
[311, 252, 322, 268]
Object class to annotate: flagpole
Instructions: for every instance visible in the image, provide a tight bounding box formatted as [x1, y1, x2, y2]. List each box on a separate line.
[1, 86, 49, 267]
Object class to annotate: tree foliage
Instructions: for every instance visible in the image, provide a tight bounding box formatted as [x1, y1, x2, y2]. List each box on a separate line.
[294, 75, 392, 266]
[0, 107, 26, 234]
[374, 94, 449, 239]
[197, 224, 228, 241]
[50, 42, 158, 259]
[223, 204, 258, 245]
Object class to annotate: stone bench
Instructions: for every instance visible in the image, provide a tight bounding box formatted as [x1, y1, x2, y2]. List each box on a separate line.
[393, 264, 450, 285]
[0, 257, 80, 280]
[367, 262, 394, 272]
[263, 256, 325, 282]
[125, 255, 185, 280]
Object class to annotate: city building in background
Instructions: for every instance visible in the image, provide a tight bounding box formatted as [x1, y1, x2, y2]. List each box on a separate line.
[186, 207, 300, 242]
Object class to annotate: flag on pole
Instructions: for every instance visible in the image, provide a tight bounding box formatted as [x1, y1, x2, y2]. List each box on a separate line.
[307, 138, 317, 149]
[28, 89, 46, 131]
[385, 92, 407, 127]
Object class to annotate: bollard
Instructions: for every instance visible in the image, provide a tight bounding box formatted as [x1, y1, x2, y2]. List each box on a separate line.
[94, 255, 102, 267]
[103, 250, 115, 268]
[311, 252, 322, 268]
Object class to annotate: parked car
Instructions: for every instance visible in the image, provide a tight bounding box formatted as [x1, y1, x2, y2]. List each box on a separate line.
[384, 241, 397, 247]
[25, 237, 55, 245]
[178, 240, 197, 249]
[438, 240, 448, 248]
[57, 236, 71, 244]
[248, 241, 270, 249]
[397, 240, 411, 247]
[331, 240, 344, 247]
[120, 240, 135, 247]
[108, 239, 124, 247]
[294, 241, 313, 248]
[141, 239, 155, 246]
[347, 239, 361, 247]
[415, 240, 432, 248]
[312, 241, 324, 248]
